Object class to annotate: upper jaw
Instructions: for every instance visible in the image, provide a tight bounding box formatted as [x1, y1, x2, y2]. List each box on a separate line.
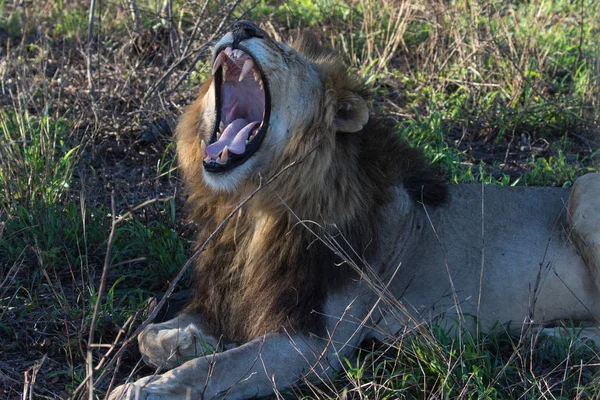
[201, 35, 271, 174]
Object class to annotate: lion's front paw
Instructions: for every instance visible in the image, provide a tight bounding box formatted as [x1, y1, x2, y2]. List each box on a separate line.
[138, 323, 214, 368]
[108, 376, 163, 400]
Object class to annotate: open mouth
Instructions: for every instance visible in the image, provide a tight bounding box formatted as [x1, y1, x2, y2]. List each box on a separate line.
[202, 46, 270, 173]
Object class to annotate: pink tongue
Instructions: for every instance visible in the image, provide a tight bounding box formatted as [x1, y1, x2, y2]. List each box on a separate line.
[206, 118, 260, 158]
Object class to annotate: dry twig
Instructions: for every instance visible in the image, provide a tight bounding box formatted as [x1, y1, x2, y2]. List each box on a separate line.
[127, 0, 142, 32]
[87, 0, 97, 100]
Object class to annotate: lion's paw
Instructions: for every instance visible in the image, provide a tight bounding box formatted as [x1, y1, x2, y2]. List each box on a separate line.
[108, 376, 166, 400]
[138, 323, 213, 368]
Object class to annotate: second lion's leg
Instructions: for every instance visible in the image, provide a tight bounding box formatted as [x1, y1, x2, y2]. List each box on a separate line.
[567, 173, 600, 290]
[138, 313, 231, 369]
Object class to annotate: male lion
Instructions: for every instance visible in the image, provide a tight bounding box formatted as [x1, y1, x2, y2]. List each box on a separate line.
[110, 21, 600, 399]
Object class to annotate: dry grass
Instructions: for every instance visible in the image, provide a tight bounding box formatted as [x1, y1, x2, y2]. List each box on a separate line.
[0, 0, 598, 398]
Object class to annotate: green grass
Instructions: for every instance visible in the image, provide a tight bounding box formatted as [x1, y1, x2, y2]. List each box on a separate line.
[391, 0, 598, 187]
[334, 327, 600, 399]
[246, 0, 598, 187]
[0, 110, 186, 394]
[111, 203, 191, 290]
[0, 0, 598, 398]
[0, 111, 88, 268]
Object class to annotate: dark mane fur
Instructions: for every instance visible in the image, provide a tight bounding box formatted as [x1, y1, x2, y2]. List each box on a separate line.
[175, 36, 447, 343]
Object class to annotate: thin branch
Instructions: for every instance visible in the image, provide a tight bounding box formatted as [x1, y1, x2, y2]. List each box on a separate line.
[80, 195, 174, 397]
[87, 0, 97, 101]
[166, 0, 266, 98]
[180, 0, 211, 57]
[86, 192, 117, 400]
[476, 178, 485, 341]
[160, 0, 172, 27]
[127, 0, 142, 32]
[142, 51, 196, 102]
[144, 0, 245, 102]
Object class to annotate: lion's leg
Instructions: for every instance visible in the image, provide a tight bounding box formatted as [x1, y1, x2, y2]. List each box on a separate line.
[112, 332, 336, 400]
[110, 287, 376, 400]
[138, 313, 231, 369]
[567, 173, 600, 290]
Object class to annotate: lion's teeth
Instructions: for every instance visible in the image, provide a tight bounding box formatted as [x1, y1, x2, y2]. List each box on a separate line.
[239, 59, 254, 82]
[233, 49, 243, 58]
[253, 71, 260, 82]
[201, 139, 207, 158]
[204, 155, 211, 162]
[224, 47, 233, 57]
[221, 146, 229, 163]
[258, 80, 263, 91]
[219, 121, 225, 132]
[222, 63, 228, 79]
[212, 52, 226, 75]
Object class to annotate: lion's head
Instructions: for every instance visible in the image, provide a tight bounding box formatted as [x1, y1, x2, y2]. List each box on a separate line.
[177, 21, 371, 194]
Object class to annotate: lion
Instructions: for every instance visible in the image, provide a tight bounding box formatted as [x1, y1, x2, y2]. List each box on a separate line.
[110, 21, 600, 399]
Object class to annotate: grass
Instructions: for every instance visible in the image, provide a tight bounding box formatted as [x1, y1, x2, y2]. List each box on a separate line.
[350, 328, 600, 399]
[0, 0, 598, 398]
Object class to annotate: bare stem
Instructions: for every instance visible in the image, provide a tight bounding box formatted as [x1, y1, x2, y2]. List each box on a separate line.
[85, 192, 116, 399]
[87, 0, 97, 101]
[128, 0, 142, 32]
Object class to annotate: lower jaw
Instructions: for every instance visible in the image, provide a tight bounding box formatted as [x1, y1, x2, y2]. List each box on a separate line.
[202, 159, 256, 191]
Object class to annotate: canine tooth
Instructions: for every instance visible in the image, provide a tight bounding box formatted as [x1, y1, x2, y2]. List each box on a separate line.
[201, 139, 207, 157]
[239, 59, 254, 82]
[212, 52, 226, 75]
[221, 146, 229, 163]
[222, 63, 228, 79]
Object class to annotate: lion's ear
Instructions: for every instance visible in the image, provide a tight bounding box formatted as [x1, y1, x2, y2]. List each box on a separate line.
[335, 91, 369, 133]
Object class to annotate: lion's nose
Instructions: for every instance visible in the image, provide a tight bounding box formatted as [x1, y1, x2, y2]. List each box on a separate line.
[231, 20, 264, 45]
